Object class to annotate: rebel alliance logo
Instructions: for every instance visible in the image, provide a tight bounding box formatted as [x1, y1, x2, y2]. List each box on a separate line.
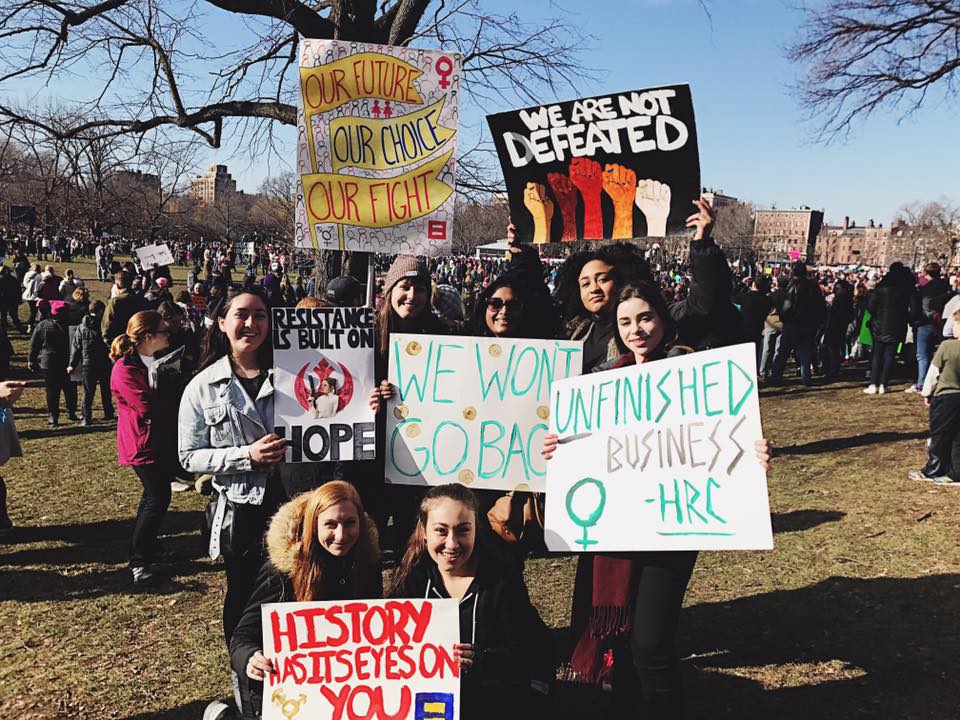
[293, 353, 355, 416]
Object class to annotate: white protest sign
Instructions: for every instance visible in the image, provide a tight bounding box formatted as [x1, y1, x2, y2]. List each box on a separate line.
[135, 243, 174, 268]
[386, 334, 583, 492]
[544, 343, 773, 551]
[295, 39, 461, 256]
[261, 598, 461, 720]
[272, 307, 376, 462]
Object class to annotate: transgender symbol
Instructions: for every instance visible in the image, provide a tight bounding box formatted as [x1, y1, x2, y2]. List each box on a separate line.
[566, 477, 606, 549]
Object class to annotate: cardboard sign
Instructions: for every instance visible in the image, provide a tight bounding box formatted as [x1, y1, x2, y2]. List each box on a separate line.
[386, 334, 583, 492]
[273, 307, 376, 462]
[294, 39, 461, 256]
[487, 84, 700, 243]
[544, 344, 773, 551]
[261, 598, 460, 720]
[135, 243, 175, 268]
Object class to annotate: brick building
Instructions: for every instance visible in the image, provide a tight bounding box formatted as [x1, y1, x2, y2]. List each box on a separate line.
[752, 206, 824, 262]
[190, 164, 237, 205]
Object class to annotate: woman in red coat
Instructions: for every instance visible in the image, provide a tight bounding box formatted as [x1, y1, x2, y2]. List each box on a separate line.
[110, 310, 174, 585]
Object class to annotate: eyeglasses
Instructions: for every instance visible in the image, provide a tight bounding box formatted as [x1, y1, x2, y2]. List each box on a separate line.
[486, 298, 523, 312]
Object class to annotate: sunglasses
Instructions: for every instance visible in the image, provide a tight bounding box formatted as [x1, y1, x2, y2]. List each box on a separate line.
[486, 297, 523, 312]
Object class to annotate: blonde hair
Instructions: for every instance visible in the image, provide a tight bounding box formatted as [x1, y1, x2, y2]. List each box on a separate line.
[109, 310, 164, 361]
[289, 481, 379, 601]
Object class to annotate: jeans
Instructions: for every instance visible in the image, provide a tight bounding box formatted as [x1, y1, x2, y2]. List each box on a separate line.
[130, 463, 173, 567]
[771, 324, 815, 384]
[612, 551, 698, 719]
[759, 328, 781, 377]
[870, 341, 898, 387]
[80, 366, 114, 420]
[915, 324, 937, 388]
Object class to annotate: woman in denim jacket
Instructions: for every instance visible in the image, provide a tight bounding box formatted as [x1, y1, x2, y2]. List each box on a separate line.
[178, 287, 288, 649]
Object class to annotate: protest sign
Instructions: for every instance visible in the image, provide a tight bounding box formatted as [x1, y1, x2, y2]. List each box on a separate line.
[135, 243, 175, 268]
[273, 307, 376, 462]
[295, 39, 461, 256]
[386, 334, 583, 492]
[261, 598, 460, 720]
[544, 343, 772, 551]
[487, 84, 700, 244]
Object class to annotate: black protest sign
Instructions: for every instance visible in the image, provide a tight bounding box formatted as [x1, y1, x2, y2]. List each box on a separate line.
[486, 84, 700, 243]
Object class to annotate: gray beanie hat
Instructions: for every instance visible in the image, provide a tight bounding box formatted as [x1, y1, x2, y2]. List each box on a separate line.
[382, 255, 429, 295]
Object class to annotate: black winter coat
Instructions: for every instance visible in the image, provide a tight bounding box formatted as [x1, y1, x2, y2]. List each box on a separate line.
[70, 315, 110, 370]
[910, 277, 950, 327]
[392, 537, 555, 719]
[29, 318, 70, 371]
[868, 284, 913, 343]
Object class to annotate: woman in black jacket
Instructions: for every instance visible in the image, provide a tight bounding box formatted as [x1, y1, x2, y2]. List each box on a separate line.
[229, 481, 382, 719]
[865, 262, 915, 394]
[389, 484, 554, 720]
[27, 302, 77, 426]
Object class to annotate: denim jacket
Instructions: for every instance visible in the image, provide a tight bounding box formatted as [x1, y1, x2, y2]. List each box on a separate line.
[178, 355, 275, 504]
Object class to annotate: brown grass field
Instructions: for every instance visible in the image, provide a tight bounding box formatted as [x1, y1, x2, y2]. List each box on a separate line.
[1, 256, 958, 719]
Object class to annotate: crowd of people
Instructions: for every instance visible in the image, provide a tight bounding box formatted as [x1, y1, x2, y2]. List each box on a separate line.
[0, 201, 954, 720]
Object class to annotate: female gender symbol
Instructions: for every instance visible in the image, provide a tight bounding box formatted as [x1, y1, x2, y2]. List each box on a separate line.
[565, 477, 606, 549]
[435, 56, 454, 89]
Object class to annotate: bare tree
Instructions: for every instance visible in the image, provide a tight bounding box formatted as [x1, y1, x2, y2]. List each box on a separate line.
[452, 197, 509, 253]
[894, 199, 960, 267]
[712, 201, 756, 257]
[0, 0, 589, 194]
[788, 0, 960, 139]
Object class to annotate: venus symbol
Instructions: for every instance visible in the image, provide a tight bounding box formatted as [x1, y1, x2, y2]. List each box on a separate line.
[565, 477, 606, 550]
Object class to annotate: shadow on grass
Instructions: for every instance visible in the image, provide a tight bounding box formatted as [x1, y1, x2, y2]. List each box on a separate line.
[771, 509, 845, 533]
[0, 510, 205, 568]
[123, 700, 212, 720]
[19, 422, 116, 439]
[776, 430, 927, 456]
[553, 573, 960, 720]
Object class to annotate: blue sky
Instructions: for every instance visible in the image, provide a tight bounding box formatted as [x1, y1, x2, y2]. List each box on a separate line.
[5, 0, 956, 227]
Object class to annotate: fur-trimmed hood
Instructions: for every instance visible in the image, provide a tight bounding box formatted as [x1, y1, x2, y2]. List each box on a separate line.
[265, 491, 380, 576]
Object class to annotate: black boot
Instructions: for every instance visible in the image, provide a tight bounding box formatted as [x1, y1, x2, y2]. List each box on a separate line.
[48, 414, 59, 427]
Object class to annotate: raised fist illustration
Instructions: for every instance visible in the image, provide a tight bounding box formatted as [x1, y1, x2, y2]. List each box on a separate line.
[602, 163, 637, 239]
[568, 157, 603, 239]
[547, 171, 579, 242]
[634, 179, 672, 238]
[523, 181, 555, 244]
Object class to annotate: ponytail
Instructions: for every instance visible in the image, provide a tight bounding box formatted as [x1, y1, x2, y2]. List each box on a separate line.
[109, 333, 135, 362]
[110, 310, 164, 362]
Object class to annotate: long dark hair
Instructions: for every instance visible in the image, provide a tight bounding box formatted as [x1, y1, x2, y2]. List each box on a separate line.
[554, 242, 653, 323]
[612, 281, 676, 356]
[389, 484, 479, 596]
[198, 286, 273, 371]
[470, 272, 559, 339]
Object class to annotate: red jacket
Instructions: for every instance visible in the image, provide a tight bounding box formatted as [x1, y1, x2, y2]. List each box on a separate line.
[110, 354, 176, 466]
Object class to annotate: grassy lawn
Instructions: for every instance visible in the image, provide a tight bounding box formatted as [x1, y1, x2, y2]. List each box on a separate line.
[1, 255, 958, 718]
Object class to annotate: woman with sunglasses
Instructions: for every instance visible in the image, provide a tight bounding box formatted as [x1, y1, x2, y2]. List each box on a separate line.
[109, 310, 175, 585]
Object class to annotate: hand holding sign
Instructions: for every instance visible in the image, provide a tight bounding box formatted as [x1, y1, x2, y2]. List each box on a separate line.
[522, 182, 554, 244]
[602, 163, 637, 239]
[635, 179, 672, 238]
[568, 157, 604, 239]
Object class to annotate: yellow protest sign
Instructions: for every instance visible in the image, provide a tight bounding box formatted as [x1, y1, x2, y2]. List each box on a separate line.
[301, 149, 454, 247]
[330, 98, 455, 172]
[300, 53, 424, 116]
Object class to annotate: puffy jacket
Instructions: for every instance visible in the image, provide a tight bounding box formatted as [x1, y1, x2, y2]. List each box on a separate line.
[228, 493, 383, 719]
[111, 354, 177, 465]
[28, 318, 70, 371]
[70, 314, 110, 370]
[868, 284, 913, 343]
